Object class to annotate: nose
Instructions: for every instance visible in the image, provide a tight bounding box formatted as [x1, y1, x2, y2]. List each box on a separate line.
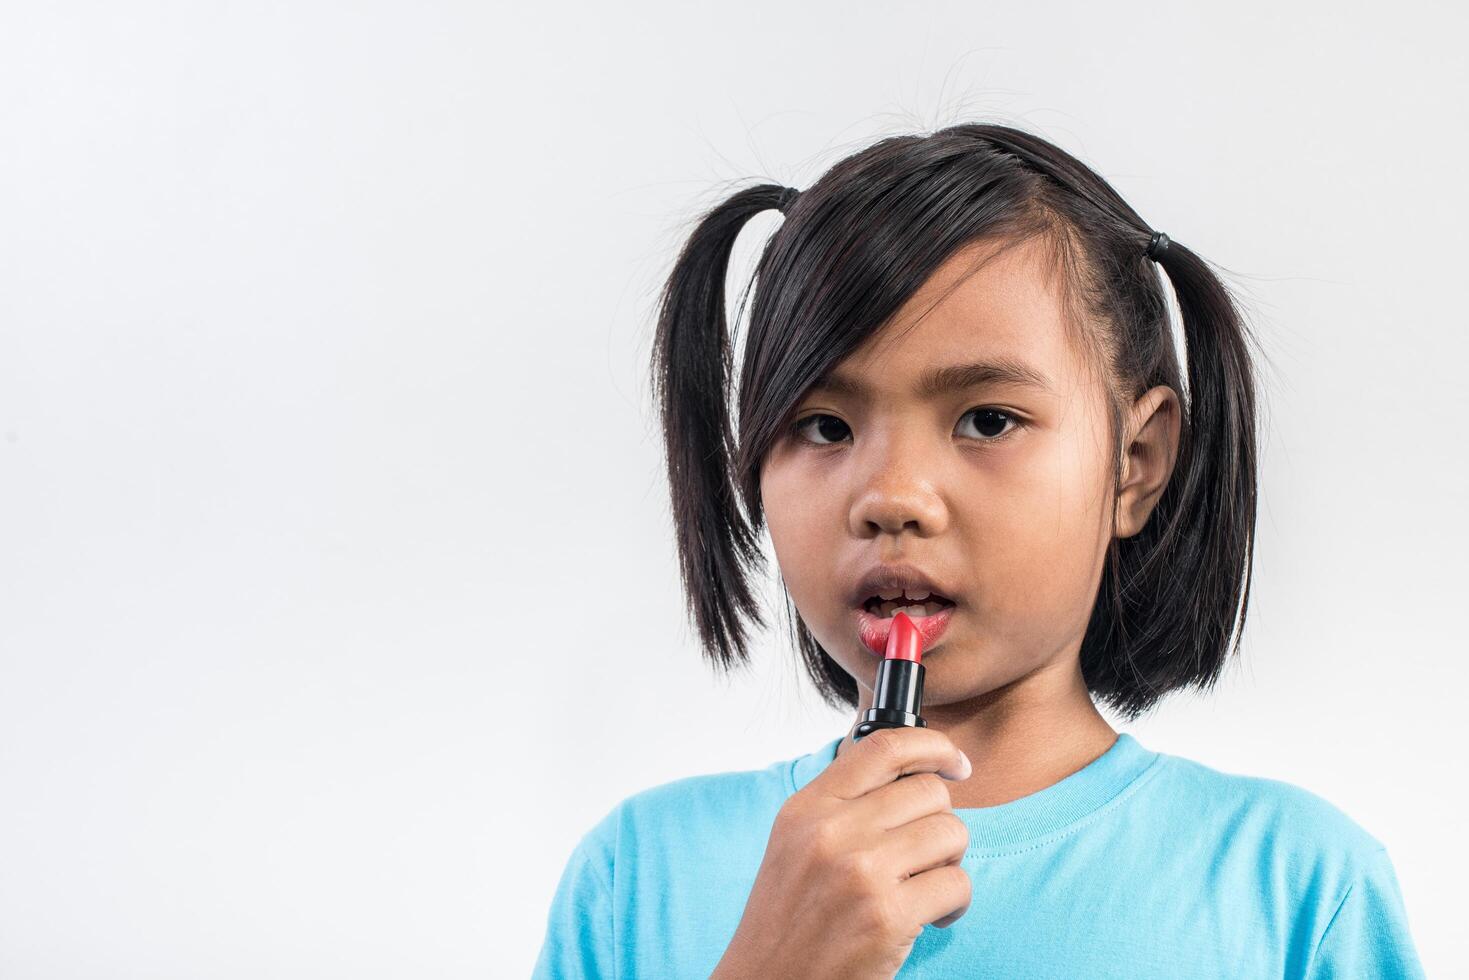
[848, 446, 950, 540]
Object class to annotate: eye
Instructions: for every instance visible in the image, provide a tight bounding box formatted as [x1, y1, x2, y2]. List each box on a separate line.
[955, 407, 1018, 441]
[792, 413, 851, 445]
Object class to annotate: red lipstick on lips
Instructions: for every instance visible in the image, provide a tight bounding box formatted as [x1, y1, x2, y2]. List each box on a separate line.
[857, 603, 952, 656]
[853, 611, 927, 741]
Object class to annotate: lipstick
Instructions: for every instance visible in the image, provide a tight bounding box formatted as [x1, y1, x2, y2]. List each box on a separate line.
[853, 611, 926, 741]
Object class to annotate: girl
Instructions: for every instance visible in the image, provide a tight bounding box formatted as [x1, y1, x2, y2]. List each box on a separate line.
[532, 124, 1424, 978]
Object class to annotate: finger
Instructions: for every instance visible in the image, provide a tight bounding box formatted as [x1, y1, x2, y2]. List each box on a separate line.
[818, 727, 971, 800]
[932, 908, 964, 930]
[883, 811, 970, 880]
[898, 864, 972, 930]
[849, 771, 955, 832]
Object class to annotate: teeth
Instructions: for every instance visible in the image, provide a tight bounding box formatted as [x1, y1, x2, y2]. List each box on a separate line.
[874, 587, 933, 602]
[869, 599, 949, 619]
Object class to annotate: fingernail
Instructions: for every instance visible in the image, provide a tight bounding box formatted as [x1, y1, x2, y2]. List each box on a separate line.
[957, 751, 972, 779]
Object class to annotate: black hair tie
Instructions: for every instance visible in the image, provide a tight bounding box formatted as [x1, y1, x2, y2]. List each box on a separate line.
[776, 185, 801, 214]
[1146, 230, 1171, 261]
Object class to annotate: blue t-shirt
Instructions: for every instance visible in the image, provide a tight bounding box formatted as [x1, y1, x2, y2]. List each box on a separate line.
[532, 733, 1423, 978]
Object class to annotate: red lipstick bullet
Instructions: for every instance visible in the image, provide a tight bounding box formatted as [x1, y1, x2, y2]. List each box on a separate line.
[853, 611, 926, 740]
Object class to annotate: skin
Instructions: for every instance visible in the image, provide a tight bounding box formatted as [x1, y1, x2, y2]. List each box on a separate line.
[758, 233, 1182, 810]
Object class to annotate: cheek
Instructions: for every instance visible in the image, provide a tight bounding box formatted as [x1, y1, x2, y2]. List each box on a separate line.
[759, 462, 800, 548]
[760, 460, 838, 601]
[971, 433, 1114, 612]
[763, 464, 822, 570]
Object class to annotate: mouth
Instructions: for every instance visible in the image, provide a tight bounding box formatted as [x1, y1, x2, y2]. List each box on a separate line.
[861, 591, 956, 619]
[854, 589, 957, 656]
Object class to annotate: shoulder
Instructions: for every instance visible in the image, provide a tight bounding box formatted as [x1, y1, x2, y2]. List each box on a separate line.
[1134, 748, 1422, 976]
[572, 739, 836, 867]
[1146, 749, 1388, 872]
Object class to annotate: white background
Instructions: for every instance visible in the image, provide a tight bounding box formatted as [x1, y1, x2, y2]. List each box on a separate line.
[1, 2, 1464, 977]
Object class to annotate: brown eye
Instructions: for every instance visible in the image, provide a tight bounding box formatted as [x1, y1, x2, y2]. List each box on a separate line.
[794, 414, 852, 445]
[956, 408, 1016, 440]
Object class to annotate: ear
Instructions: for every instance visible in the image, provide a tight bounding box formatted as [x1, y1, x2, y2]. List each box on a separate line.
[1115, 385, 1181, 539]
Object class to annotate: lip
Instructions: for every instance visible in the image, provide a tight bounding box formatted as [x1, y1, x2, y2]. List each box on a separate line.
[856, 605, 954, 656]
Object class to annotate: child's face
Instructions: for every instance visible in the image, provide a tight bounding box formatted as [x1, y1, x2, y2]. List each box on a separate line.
[759, 235, 1157, 708]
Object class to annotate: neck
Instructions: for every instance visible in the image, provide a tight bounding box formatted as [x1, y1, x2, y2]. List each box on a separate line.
[836, 656, 1116, 809]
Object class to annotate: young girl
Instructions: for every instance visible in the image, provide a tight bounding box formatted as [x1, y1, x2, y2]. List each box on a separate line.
[532, 124, 1424, 978]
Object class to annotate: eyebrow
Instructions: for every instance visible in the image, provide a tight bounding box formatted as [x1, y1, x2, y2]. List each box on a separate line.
[811, 358, 1052, 399]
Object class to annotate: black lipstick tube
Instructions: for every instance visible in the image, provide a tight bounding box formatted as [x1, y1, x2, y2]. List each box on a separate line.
[853, 657, 926, 740]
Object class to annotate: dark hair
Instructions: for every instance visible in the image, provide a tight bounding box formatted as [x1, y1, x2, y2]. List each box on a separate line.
[649, 123, 1258, 720]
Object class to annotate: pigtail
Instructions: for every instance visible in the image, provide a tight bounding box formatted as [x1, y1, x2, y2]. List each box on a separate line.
[1085, 236, 1260, 718]
[650, 184, 792, 673]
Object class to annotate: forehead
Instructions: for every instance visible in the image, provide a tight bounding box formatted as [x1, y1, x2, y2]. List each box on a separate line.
[824, 234, 1093, 395]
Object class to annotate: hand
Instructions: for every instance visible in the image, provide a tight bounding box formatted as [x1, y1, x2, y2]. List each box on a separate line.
[710, 726, 973, 980]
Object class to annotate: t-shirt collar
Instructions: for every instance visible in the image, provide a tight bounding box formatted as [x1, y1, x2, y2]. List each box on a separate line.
[790, 730, 1161, 852]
